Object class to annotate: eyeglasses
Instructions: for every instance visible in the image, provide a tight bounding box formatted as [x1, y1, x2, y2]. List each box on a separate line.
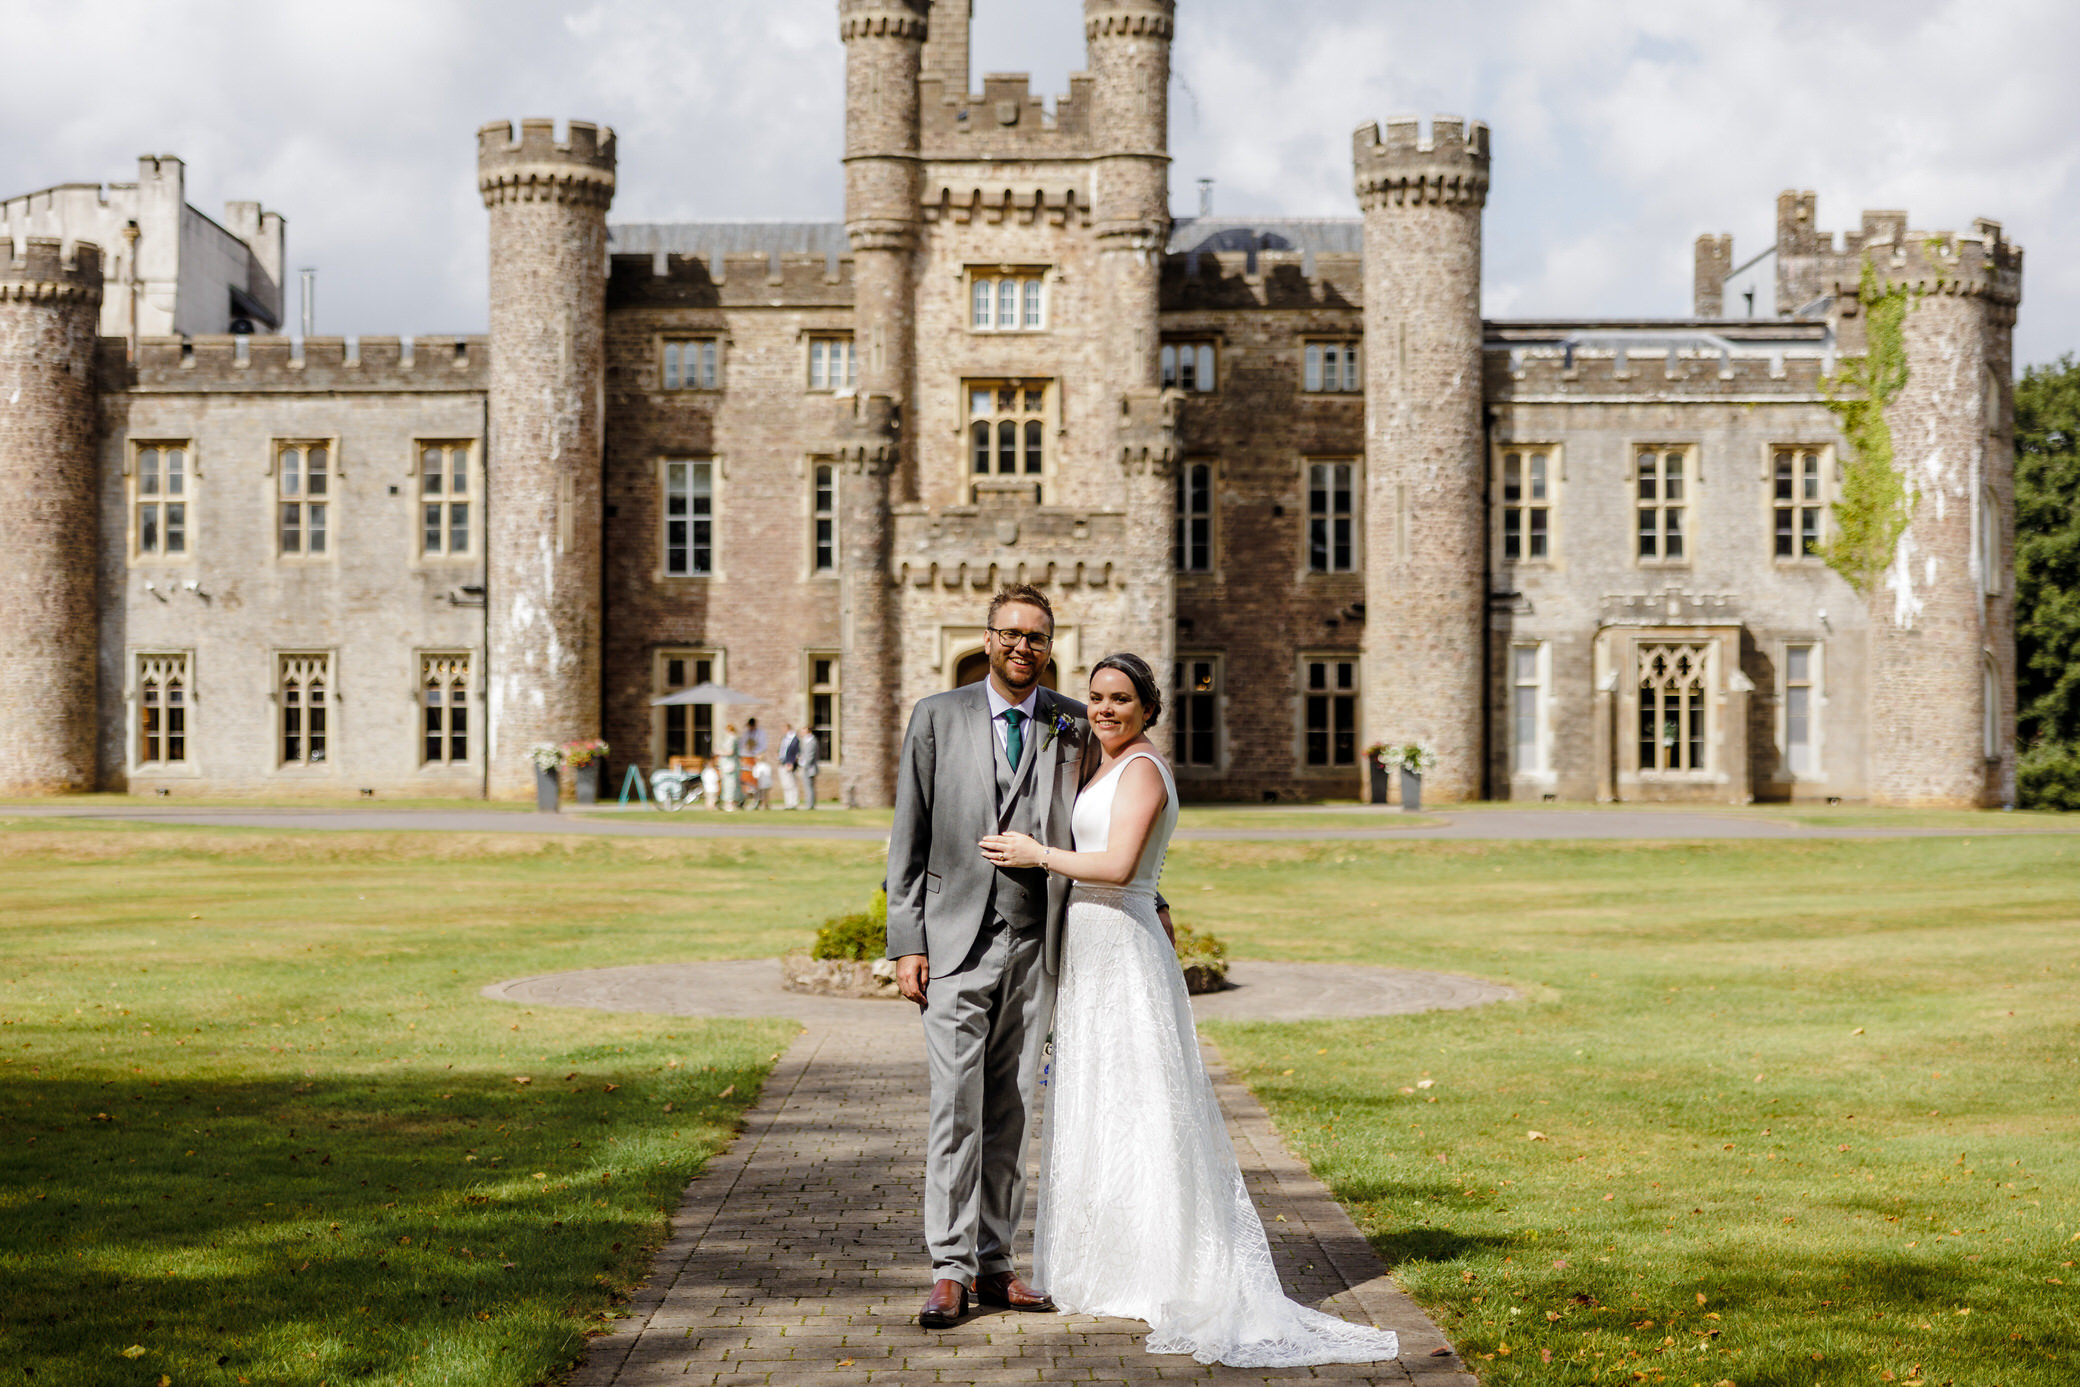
[988, 626, 1053, 652]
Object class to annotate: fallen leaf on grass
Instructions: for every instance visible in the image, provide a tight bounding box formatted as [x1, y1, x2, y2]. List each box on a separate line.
[836, 1358, 855, 1367]
[663, 1102, 673, 1113]
[1526, 1131, 1547, 1141]
[1417, 1078, 1435, 1089]
[603, 1084, 619, 1093]
[512, 1076, 532, 1086]
[1853, 1026, 1865, 1035]
[121, 1346, 148, 1359]
[718, 1084, 735, 1099]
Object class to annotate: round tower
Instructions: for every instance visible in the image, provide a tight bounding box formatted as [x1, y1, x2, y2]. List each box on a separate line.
[837, 0, 926, 807]
[1085, 0, 1177, 670]
[1354, 116, 1490, 803]
[1865, 222, 2022, 806]
[0, 239, 103, 794]
[476, 118, 615, 799]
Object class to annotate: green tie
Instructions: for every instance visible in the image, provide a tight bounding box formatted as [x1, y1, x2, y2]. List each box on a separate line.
[1004, 708, 1026, 768]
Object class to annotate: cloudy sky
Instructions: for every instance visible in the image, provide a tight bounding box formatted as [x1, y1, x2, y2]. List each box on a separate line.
[5, 0, 2073, 369]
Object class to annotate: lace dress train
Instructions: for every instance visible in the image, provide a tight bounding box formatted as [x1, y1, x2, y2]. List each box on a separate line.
[1032, 750, 1399, 1367]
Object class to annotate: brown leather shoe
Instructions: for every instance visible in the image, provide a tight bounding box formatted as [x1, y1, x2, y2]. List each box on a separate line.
[973, 1270, 1054, 1311]
[918, 1278, 968, 1329]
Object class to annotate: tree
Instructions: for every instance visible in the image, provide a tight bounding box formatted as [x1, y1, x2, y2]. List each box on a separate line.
[2015, 354, 2080, 808]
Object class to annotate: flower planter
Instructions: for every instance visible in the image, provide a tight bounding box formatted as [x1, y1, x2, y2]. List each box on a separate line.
[535, 767, 561, 813]
[1368, 760, 1390, 805]
[780, 953, 903, 999]
[574, 763, 599, 805]
[1181, 962, 1231, 995]
[1400, 769, 1423, 813]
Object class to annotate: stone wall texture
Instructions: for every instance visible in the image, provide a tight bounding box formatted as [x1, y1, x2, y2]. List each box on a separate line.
[1356, 118, 1490, 803]
[0, 240, 102, 792]
[478, 118, 615, 798]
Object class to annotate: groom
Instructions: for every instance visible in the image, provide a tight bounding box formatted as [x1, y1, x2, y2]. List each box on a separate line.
[886, 583, 1086, 1328]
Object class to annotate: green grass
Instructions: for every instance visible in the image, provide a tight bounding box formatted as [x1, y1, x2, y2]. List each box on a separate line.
[9, 816, 2079, 1387]
[1162, 836, 2080, 1386]
[0, 824, 884, 1387]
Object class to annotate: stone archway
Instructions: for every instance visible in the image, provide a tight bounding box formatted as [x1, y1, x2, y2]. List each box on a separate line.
[953, 649, 1057, 690]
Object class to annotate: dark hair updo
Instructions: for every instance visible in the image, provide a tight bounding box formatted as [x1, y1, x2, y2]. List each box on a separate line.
[1089, 652, 1163, 729]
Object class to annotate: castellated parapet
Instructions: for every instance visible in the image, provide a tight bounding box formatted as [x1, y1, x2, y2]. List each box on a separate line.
[476, 119, 616, 209]
[1356, 117, 1490, 801]
[478, 119, 615, 798]
[1352, 116, 1491, 210]
[0, 240, 103, 792]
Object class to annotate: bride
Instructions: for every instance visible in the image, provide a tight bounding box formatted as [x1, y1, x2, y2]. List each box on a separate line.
[980, 653, 1400, 1368]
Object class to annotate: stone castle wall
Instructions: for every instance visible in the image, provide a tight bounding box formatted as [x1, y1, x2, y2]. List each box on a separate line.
[478, 118, 615, 798]
[0, 240, 102, 793]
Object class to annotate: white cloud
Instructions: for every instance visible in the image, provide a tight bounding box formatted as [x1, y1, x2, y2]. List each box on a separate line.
[2, 0, 2070, 364]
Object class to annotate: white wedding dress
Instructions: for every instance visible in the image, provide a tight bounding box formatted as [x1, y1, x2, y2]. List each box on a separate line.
[1033, 747, 1400, 1367]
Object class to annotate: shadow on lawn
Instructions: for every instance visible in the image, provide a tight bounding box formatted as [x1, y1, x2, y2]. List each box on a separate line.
[2, 1059, 766, 1387]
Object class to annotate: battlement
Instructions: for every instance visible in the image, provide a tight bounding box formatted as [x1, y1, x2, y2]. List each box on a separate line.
[837, 0, 929, 42]
[108, 334, 489, 393]
[919, 71, 1094, 155]
[892, 500, 1126, 591]
[1, 237, 103, 304]
[1774, 194, 2024, 315]
[1352, 116, 1491, 209]
[1084, 0, 1175, 40]
[1160, 246, 1363, 310]
[476, 119, 616, 208]
[606, 251, 856, 309]
[922, 175, 1091, 227]
[1483, 343, 1835, 401]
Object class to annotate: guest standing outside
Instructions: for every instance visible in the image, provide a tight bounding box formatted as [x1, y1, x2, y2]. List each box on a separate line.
[798, 721, 820, 810]
[777, 723, 803, 810]
[718, 723, 742, 812]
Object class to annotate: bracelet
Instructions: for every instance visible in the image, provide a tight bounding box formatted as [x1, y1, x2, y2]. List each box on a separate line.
[1041, 845, 1052, 872]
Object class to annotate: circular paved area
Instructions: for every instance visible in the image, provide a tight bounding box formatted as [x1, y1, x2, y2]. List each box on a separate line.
[484, 957, 1515, 1026]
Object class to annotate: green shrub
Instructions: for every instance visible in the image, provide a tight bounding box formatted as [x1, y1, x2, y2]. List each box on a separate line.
[2019, 739, 2080, 811]
[1173, 920, 1228, 982]
[812, 888, 888, 960]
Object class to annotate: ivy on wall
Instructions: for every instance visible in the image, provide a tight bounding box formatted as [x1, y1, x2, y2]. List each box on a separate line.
[1819, 261, 1916, 595]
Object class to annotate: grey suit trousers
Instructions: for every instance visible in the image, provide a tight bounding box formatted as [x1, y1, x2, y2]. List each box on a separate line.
[922, 919, 1054, 1282]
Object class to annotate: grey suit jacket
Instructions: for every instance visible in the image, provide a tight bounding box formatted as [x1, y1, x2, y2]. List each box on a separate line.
[885, 682, 1091, 977]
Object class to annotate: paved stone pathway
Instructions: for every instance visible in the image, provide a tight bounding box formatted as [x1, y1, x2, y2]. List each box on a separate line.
[491, 963, 1498, 1386]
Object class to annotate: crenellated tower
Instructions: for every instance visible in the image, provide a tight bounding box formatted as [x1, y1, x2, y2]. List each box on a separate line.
[1085, 0, 1177, 670]
[837, 0, 927, 807]
[1353, 116, 1490, 802]
[476, 118, 616, 799]
[0, 239, 102, 793]
[1858, 221, 2023, 805]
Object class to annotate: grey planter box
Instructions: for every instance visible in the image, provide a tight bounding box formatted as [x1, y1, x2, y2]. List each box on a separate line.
[1368, 761, 1390, 805]
[575, 763, 599, 805]
[1400, 769, 1423, 813]
[535, 767, 561, 813]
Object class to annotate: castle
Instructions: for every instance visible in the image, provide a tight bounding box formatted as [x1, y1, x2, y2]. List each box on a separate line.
[0, 0, 2023, 807]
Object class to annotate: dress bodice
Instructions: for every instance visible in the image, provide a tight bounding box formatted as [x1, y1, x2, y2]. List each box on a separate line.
[1069, 748, 1177, 897]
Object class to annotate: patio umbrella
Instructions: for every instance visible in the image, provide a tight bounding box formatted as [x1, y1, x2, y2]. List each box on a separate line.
[648, 682, 761, 707]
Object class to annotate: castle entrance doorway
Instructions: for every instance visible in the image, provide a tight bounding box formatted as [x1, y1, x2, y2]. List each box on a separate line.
[954, 649, 1058, 691]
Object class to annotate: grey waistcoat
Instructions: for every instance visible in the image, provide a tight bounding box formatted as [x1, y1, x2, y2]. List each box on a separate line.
[991, 718, 1048, 930]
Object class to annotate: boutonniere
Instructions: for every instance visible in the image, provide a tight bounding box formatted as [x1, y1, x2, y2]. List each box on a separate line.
[1040, 709, 1076, 751]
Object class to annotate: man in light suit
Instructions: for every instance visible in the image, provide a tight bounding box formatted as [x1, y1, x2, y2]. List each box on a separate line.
[797, 721, 820, 809]
[886, 583, 1087, 1329]
[776, 723, 803, 810]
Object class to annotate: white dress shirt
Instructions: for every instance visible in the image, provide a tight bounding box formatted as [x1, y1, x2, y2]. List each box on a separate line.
[983, 681, 1041, 763]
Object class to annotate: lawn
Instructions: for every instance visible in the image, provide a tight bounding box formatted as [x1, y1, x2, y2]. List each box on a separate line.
[5, 819, 2076, 1387]
[1165, 835, 2080, 1387]
[0, 824, 882, 1387]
